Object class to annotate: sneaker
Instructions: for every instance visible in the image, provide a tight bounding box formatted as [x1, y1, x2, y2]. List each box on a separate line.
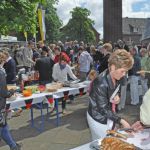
[11, 143, 21, 150]
[7, 110, 13, 119]
[130, 103, 138, 106]
[50, 107, 55, 113]
[12, 109, 23, 117]
[62, 109, 67, 115]
[16, 143, 22, 149]
[67, 100, 74, 104]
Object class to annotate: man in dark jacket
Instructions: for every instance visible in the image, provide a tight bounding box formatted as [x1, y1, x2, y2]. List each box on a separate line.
[115, 39, 129, 51]
[3, 51, 16, 84]
[0, 52, 21, 150]
[34, 46, 54, 85]
[98, 43, 112, 74]
[87, 49, 134, 140]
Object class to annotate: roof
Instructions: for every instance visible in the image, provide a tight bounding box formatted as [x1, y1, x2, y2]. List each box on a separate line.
[90, 25, 100, 35]
[142, 18, 150, 41]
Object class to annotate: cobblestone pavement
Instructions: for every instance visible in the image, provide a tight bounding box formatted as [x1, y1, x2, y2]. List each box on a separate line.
[0, 95, 140, 150]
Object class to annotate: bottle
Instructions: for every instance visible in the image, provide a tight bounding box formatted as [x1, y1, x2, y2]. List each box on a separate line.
[34, 71, 39, 80]
[20, 74, 24, 92]
[20, 80, 24, 92]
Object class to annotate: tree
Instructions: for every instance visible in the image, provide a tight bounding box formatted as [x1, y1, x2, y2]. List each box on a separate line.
[0, 0, 42, 36]
[0, 0, 62, 42]
[44, 0, 62, 43]
[61, 7, 96, 43]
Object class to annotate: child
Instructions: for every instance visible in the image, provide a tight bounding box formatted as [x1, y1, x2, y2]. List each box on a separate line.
[87, 70, 97, 93]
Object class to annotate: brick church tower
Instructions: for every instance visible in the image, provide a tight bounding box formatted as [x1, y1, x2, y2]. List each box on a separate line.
[103, 0, 122, 44]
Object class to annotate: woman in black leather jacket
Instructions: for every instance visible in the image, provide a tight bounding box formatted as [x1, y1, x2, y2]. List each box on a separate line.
[0, 52, 21, 150]
[87, 49, 134, 140]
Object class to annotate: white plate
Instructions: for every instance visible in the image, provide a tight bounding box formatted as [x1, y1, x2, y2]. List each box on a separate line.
[83, 81, 91, 85]
[89, 139, 102, 150]
[70, 83, 80, 88]
[7, 95, 17, 101]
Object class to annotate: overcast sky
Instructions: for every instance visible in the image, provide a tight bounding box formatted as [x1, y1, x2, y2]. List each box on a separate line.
[55, 0, 150, 37]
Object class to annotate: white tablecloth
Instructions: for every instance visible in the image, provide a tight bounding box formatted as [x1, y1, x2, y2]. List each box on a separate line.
[6, 83, 88, 110]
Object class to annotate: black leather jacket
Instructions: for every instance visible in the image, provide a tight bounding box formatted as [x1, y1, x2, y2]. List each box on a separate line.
[88, 69, 121, 125]
[0, 69, 14, 110]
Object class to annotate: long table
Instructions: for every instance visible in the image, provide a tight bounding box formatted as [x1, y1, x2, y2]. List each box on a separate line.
[6, 92, 59, 131]
[6, 82, 89, 131]
[6, 83, 88, 109]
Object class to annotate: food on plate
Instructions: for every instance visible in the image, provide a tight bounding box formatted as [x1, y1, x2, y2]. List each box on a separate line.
[46, 86, 57, 92]
[62, 81, 80, 87]
[25, 85, 38, 93]
[52, 82, 63, 89]
[7, 85, 17, 90]
[46, 84, 57, 92]
[69, 83, 80, 88]
[101, 137, 136, 150]
[107, 130, 128, 139]
[37, 85, 46, 92]
[45, 82, 63, 92]
[22, 89, 32, 97]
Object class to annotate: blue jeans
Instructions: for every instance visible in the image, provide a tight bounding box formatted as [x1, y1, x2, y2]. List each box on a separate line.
[129, 75, 140, 105]
[0, 125, 16, 149]
[140, 76, 148, 95]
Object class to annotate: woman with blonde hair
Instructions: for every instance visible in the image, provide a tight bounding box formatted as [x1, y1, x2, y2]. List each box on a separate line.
[87, 49, 134, 140]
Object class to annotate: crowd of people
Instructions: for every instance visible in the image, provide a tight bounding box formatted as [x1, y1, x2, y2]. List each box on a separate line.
[0, 39, 150, 149]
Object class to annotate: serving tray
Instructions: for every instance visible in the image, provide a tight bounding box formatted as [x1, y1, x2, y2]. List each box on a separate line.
[89, 138, 142, 150]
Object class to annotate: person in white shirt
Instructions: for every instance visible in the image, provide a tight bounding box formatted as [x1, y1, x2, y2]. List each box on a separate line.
[52, 57, 77, 82]
[78, 46, 93, 81]
[52, 56, 77, 114]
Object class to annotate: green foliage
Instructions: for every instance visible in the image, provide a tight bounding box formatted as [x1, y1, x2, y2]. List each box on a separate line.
[61, 7, 96, 43]
[0, 0, 62, 42]
[44, 0, 62, 43]
[0, 0, 40, 36]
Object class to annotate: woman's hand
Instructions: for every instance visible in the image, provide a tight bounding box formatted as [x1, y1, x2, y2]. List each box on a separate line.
[140, 72, 145, 77]
[137, 70, 145, 77]
[131, 121, 144, 132]
[113, 95, 120, 104]
[120, 119, 131, 128]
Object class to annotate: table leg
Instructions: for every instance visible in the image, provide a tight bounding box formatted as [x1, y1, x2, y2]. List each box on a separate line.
[46, 98, 60, 126]
[30, 102, 44, 132]
[30, 106, 34, 127]
[40, 102, 44, 131]
[55, 98, 60, 126]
